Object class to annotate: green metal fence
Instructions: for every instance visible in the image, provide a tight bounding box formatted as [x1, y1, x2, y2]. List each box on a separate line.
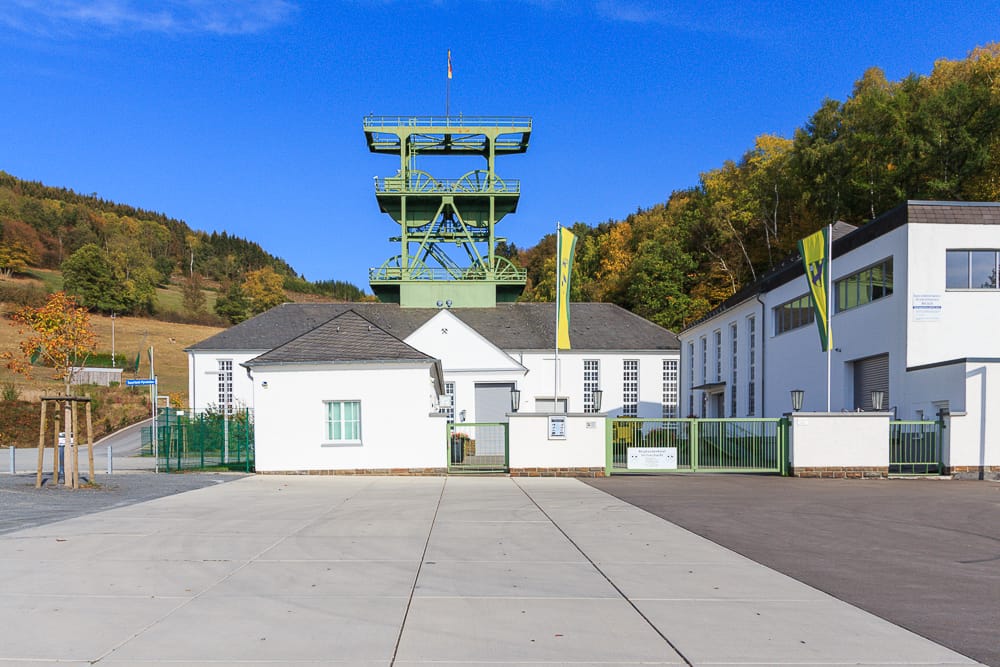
[447, 422, 508, 473]
[607, 418, 788, 475]
[142, 408, 254, 472]
[889, 420, 941, 475]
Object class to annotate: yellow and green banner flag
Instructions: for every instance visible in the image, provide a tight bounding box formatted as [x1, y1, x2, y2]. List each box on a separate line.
[798, 226, 832, 351]
[556, 226, 577, 350]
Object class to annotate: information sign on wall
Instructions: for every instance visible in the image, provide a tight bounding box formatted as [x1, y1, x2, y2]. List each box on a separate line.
[548, 415, 567, 440]
[912, 293, 942, 322]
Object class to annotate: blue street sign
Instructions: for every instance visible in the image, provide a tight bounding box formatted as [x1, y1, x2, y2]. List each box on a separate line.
[125, 378, 157, 387]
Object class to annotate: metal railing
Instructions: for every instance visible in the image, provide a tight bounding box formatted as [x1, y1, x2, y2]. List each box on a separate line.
[607, 418, 788, 475]
[364, 115, 532, 129]
[448, 422, 508, 473]
[369, 266, 527, 282]
[889, 420, 941, 475]
[375, 176, 520, 194]
[142, 408, 254, 472]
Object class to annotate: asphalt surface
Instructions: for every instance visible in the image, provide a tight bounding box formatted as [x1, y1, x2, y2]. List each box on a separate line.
[0, 471, 246, 535]
[585, 474, 1000, 667]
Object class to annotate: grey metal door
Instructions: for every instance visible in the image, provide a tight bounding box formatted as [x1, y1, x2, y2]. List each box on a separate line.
[854, 354, 889, 410]
[474, 382, 514, 423]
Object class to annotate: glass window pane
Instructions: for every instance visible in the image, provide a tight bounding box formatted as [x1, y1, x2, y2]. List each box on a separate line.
[946, 251, 969, 289]
[971, 251, 997, 289]
[333, 418, 342, 440]
[884, 260, 893, 295]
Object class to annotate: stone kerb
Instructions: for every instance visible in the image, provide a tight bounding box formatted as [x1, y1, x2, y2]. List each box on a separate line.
[789, 412, 890, 478]
[507, 412, 607, 476]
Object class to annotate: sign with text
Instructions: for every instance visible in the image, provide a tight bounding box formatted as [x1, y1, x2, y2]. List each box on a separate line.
[548, 415, 567, 440]
[125, 378, 157, 387]
[627, 447, 678, 470]
[912, 293, 942, 322]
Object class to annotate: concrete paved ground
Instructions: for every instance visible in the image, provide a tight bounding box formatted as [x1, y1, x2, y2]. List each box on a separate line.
[586, 474, 1000, 667]
[0, 476, 981, 666]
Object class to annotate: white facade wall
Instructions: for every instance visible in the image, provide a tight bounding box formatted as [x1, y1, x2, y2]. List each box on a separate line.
[788, 412, 890, 469]
[907, 223, 1000, 367]
[515, 351, 679, 418]
[508, 413, 606, 469]
[251, 362, 445, 472]
[188, 350, 263, 412]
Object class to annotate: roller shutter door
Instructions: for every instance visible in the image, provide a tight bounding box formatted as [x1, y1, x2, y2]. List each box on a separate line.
[853, 353, 889, 410]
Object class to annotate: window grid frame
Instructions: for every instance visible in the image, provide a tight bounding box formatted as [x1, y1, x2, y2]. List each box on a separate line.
[662, 359, 678, 419]
[622, 359, 639, 417]
[324, 400, 362, 444]
[583, 359, 600, 413]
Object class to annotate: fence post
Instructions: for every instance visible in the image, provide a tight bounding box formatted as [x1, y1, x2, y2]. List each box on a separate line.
[107, 445, 113, 474]
[779, 417, 790, 476]
[604, 418, 613, 476]
[8, 446, 14, 475]
[690, 419, 699, 472]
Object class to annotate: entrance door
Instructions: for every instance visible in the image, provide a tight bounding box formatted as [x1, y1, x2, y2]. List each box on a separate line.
[854, 354, 889, 410]
[474, 383, 515, 423]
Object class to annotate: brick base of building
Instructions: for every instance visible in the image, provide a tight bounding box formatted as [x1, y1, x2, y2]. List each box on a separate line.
[790, 466, 888, 479]
[508, 467, 606, 478]
[943, 465, 1000, 480]
[259, 468, 447, 476]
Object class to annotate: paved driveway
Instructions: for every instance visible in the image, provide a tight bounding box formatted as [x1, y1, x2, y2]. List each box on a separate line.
[586, 474, 1000, 667]
[0, 475, 980, 665]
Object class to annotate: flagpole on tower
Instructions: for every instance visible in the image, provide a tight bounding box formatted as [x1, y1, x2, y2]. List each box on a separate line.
[446, 49, 452, 118]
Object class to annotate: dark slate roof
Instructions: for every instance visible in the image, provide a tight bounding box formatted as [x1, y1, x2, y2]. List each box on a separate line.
[189, 302, 678, 354]
[244, 310, 434, 366]
[681, 200, 1000, 332]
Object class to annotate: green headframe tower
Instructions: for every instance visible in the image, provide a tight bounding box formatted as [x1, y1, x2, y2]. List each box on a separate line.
[364, 115, 531, 307]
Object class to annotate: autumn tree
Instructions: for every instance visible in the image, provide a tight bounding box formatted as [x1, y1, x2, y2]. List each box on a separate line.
[242, 266, 285, 315]
[2, 292, 97, 396]
[0, 242, 33, 278]
[182, 272, 207, 315]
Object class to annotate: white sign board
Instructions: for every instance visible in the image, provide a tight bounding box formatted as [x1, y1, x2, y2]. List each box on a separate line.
[912, 293, 942, 322]
[627, 447, 678, 470]
[548, 415, 567, 440]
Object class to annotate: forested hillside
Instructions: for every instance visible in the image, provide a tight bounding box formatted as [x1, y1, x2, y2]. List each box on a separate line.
[515, 44, 1000, 330]
[0, 171, 365, 322]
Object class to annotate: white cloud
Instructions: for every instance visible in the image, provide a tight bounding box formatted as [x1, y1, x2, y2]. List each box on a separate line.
[0, 0, 298, 36]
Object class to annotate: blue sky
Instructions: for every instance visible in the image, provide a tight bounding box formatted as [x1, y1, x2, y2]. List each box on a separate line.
[1, 1, 998, 289]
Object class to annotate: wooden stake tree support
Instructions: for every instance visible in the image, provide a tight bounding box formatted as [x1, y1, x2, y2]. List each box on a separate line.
[36, 396, 94, 489]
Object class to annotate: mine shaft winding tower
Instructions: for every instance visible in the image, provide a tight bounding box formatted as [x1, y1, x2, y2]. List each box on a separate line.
[364, 115, 531, 307]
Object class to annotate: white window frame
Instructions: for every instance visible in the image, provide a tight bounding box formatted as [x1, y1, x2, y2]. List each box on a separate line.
[747, 315, 756, 416]
[662, 359, 678, 419]
[730, 322, 738, 417]
[217, 359, 233, 415]
[441, 382, 456, 423]
[714, 329, 722, 381]
[622, 359, 639, 417]
[583, 360, 600, 413]
[323, 400, 362, 444]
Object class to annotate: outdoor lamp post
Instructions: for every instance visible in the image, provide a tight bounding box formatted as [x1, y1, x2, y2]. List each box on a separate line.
[592, 389, 603, 412]
[510, 388, 521, 413]
[790, 389, 804, 412]
[870, 389, 886, 411]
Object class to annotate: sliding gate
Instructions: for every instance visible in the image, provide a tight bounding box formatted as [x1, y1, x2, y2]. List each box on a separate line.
[607, 418, 788, 475]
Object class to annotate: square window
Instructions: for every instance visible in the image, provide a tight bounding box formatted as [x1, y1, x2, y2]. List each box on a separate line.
[325, 401, 361, 443]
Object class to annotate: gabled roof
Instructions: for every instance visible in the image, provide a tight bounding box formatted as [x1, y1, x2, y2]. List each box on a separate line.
[189, 302, 679, 354]
[681, 200, 1000, 332]
[244, 310, 434, 366]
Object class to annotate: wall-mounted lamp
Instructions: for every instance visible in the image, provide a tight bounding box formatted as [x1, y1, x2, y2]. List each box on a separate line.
[790, 389, 804, 412]
[260, 381, 268, 389]
[459, 409, 466, 422]
[870, 389, 885, 411]
[510, 388, 521, 413]
[592, 388, 603, 413]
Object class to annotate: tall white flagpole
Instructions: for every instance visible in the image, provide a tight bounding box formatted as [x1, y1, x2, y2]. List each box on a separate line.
[553, 222, 561, 407]
[826, 223, 833, 412]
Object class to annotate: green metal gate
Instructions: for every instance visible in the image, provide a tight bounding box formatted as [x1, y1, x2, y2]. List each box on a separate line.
[606, 418, 788, 475]
[889, 420, 942, 475]
[447, 422, 508, 473]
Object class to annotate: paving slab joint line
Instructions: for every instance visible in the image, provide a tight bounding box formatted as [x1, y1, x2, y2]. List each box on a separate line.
[511, 478, 695, 667]
[88, 476, 382, 664]
[390, 476, 448, 665]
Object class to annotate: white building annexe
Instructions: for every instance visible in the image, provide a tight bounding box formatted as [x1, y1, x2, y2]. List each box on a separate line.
[679, 201, 1000, 478]
[187, 302, 679, 474]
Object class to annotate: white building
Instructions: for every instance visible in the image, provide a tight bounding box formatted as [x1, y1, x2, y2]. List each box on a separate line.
[187, 302, 679, 473]
[679, 200, 1000, 477]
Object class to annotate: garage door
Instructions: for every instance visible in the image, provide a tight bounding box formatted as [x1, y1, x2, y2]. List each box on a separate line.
[853, 353, 889, 410]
